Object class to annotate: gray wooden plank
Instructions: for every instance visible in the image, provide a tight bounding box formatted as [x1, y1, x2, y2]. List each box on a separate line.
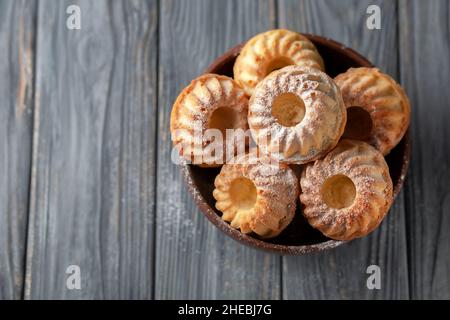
[156, 0, 281, 299]
[25, 0, 157, 299]
[278, 0, 410, 299]
[399, 0, 450, 299]
[0, 0, 37, 300]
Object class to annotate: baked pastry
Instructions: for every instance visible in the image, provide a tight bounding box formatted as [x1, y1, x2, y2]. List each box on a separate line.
[170, 74, 249, 166]
[213, 151, 299, 238]
[300, 140, 393, 241]
[248, 65, 347, 164]
[334, 67, 410, 155]
[234, 29, 325, 96]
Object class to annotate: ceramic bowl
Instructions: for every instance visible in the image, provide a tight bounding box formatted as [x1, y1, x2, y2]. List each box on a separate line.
[180, 34, 410, 254]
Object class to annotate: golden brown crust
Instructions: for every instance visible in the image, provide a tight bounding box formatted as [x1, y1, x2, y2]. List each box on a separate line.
[234, 29, 325, 96]
[213, 151, 299, 238]
[170, 74, 249, 166]
[300, 140, 393, 240]
[334, 67, 410, 155]
[248, 65, 347, 164]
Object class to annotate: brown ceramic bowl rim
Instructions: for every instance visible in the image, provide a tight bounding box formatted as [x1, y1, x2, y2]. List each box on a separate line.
[180, 33, 411, 255]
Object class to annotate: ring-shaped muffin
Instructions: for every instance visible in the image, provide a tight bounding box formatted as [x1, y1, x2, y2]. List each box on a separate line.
[300, 140, 393, 241]
[248, 65, 346, 164]
[170, 74, 249, 166]
[213, 151, 299, 238]
[334, 67, 410, 155]
[234, 29, 325, 96]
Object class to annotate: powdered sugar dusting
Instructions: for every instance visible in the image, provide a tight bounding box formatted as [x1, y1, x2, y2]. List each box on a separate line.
[248, 65, 346, 164]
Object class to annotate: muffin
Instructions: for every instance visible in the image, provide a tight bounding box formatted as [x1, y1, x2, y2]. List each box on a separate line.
[248, 65, 346, 164]
[170, 74, 249, 166]
[234, 29, 324, 96]
[213, 151, 299, 238]
[300, 140, 393, 240]
[334, 67, 410, 155]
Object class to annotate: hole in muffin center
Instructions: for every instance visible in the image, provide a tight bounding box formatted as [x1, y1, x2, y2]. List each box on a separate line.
[272, 93, 306, 127]
[342, 106, 373, 141]
[209, 107, 239, 136]
[229, 177, 257, 211]
[266, 56, 294, 74]
[321, 174, 356, 209]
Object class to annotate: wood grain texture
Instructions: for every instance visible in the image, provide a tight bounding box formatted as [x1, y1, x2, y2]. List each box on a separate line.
[399, 0, 450, 299]
[0, 0, 446, 300]
[25, 0, 157, 299]
[278, 0, 410, 299]
[0, 0, 36, 300]
[156, 0, 281, 299]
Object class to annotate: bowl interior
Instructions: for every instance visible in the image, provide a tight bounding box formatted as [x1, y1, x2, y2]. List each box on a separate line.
[182, 34, 410, 254]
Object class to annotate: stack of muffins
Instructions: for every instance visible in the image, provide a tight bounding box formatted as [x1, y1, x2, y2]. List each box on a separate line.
[170, 29, 410, 241]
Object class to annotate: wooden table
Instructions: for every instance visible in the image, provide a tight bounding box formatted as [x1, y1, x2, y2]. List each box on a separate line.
[1, 0, 449, 300]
